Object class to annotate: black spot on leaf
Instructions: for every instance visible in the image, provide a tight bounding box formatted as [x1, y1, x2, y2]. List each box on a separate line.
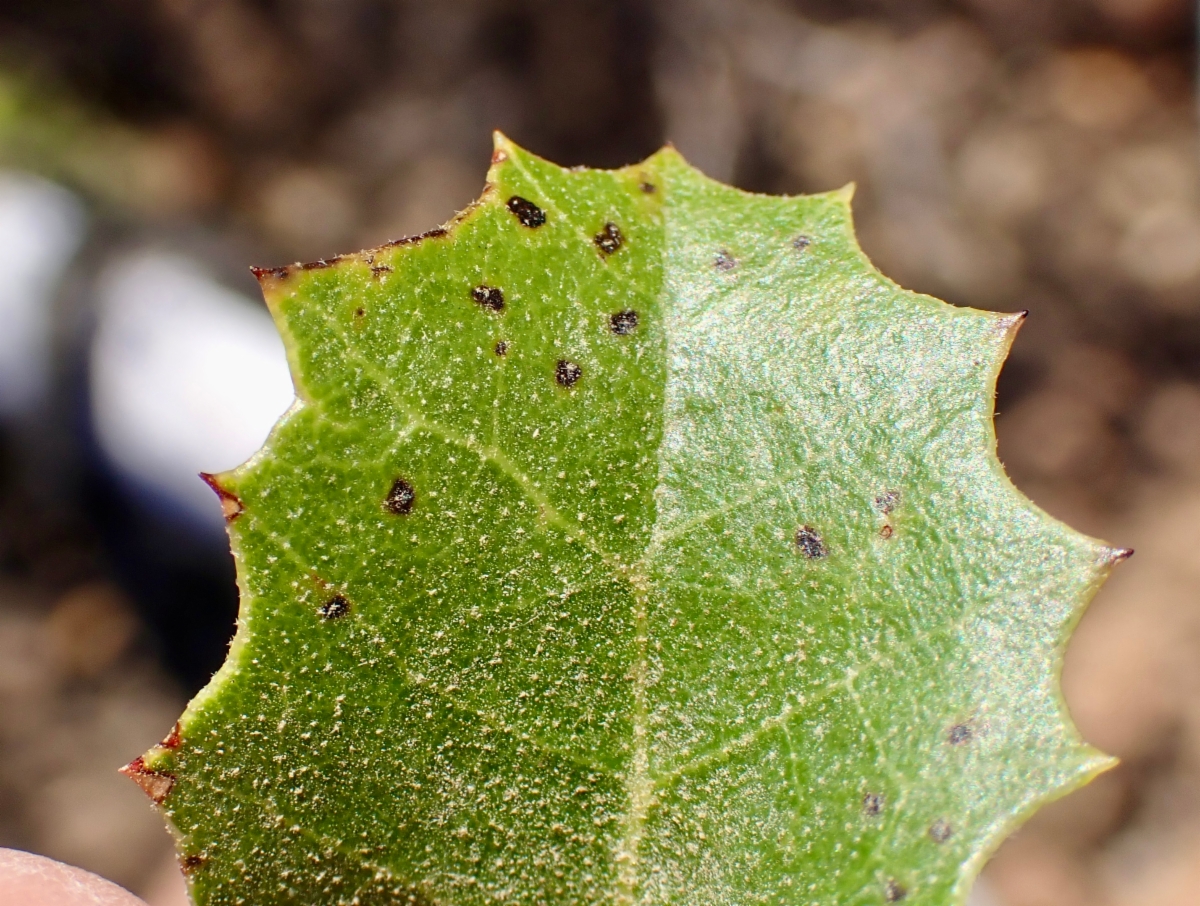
[879, 524, 894, 539]
[354, 307, 365, 318]
[794, 526, 827, 559]
[862, 792, 884, 816]
[948, 724, 973, 745]
[610, 310, 639, 335]
[714, 250, 736, 271]
[507, 196, 546, 228]
[472, 285, 505, 312]
[319, 595, 350, 620]
[556, 359, 582, 387]
[494, 340, 509, 357]
[793, 235, 811, 251]
[928, 819, 953, 843]
[385, 478, 416, 515]
[885, 880, 907, 902]
[594, 222, 623, 255]
[640, 181, 656, 193]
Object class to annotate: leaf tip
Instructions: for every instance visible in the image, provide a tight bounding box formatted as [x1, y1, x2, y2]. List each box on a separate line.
[199, 472, 243, 522]
[1100, 546, 1134, 566]
[119, 756, 176, 804]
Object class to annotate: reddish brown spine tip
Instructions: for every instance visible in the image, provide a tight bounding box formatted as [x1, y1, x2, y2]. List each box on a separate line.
[491, 148, 508, 164]
[161, 722, 182, 749]
[199, 473, 244, 522]
[250, 265, 290, 282]
[119, 756, 176, 804]
[1102, 547, 1134, 565]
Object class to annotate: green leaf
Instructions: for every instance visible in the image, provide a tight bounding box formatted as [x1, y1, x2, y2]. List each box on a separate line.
[130, 135, 1123, 906]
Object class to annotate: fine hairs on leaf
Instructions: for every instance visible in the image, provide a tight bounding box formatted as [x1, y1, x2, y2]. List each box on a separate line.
[125, 134, 1127, 906]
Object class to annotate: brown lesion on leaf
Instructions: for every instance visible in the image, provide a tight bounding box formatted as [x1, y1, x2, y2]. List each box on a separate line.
[794, 526, 827, 559]
[555, 359, 582, 388]
[385, 477, 417, 515]
[594, 222, 623, 256]
[947, 722, 974, 745]
[885, 879, 908, 902]
[319, 594, 351, 620]
[180, 853, 207, 874]
[199, 473, 243, 522]
[879, 524, 894, 539]
[862, 792, 884, 816]
[119, 756, 176, 804]
[928, 819, 953, 843]
[714, 250, 737, 271]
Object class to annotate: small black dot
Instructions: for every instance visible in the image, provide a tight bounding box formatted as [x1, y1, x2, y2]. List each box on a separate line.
[885, 880, 907, 902]
[471, 285, 505, 312]
[556, 359, 582, 387]
[640, 181, 656, 193]
[319, 595, 350, 620]
[928, 819, 953, 843]
[354, 307, 365, 318]
[385, 478, 416, 515]
[714, 250, 736, 271]
[507, 195, 546, 228]
[947, 724, 973, 745]
[610, 310, 639, 335]
[862, 793, 884, 816]
[594, 222, 623, 255]
[793, 235, 811, 251]
[794, 526, 827, 559]
[494, 340, 508, 357]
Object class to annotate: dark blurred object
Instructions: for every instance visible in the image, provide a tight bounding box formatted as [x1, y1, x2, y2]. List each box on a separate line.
[0, 2, 1199, 905]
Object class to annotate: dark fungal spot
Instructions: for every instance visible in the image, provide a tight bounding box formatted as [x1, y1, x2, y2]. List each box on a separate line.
[793, 235, 811, 251]
[879, 524, 894, 539]
[714, 250, 736, 271]
[494, 340, 509, 357]
[862, 792, 884, 816]
[610, 309, 639, 335]
[640, 181, 656, 193]
[948, 723, 973, 745]
[181, 854, 206, 873]
[507, 195, 546, 228]
[354, 307, 365, 318]
[874, 491, 899, 514]
[594, 222, 623, 255]
[471, 284, 505, 312]
[371, 264, 392, 279]
[928, 819, 953, 843]
[885, 880, 908, 902]
[319, 595, 351, 621]
[556, 359, 582, 388]
[794, 526, 827, 559]
[385, 478, 416, 515]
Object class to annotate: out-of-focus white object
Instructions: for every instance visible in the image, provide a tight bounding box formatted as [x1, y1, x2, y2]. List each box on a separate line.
[90, 252, 294, 526]
[0, 172, 86, 416]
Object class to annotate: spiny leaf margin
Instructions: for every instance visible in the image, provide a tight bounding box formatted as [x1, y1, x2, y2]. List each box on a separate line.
[132, 134, 1124, 906]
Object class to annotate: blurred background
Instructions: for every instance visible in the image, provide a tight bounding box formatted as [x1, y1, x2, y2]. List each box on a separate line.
[0, 0, 1196, 903]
